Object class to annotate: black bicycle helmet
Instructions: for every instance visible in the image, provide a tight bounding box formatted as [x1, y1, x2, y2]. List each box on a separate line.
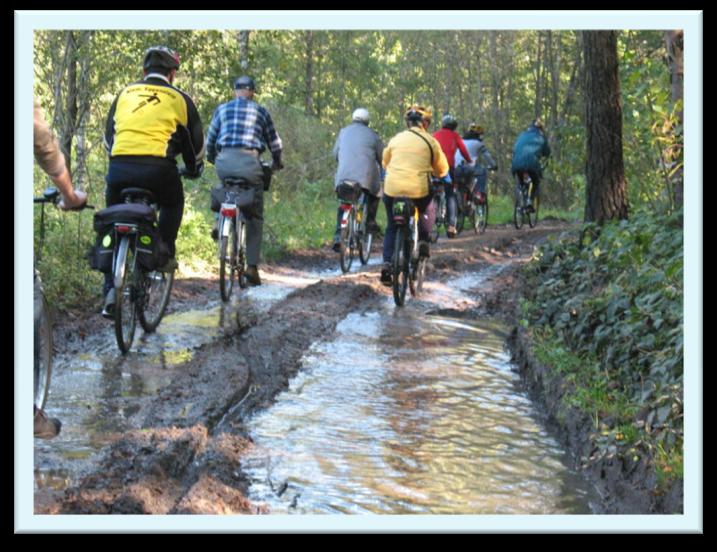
[143, 46, 181, 71]
[234, 75, 256, 91]
[442, 114, 458, 130]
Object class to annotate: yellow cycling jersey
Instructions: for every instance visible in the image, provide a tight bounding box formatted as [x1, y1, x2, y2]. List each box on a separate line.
[104, 75, 204, 170]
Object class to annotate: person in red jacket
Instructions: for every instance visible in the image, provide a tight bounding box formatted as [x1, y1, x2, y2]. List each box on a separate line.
[433, 114, 472, 237]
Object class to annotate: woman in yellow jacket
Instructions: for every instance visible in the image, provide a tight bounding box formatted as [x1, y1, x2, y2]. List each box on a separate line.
[380, 105, 450, 285]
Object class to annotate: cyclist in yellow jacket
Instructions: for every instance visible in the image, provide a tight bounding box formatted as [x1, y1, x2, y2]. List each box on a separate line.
[380, 105, 449, 286]
[101, 46, 204, 316]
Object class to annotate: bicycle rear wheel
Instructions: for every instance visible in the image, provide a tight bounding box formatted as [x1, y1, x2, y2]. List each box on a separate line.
[34, 275, 52, 410]
[219, 216, 237, 302]
[339, 210, 355, 273]
[114, 236, 138, 354]
[392, 227, 409, 306]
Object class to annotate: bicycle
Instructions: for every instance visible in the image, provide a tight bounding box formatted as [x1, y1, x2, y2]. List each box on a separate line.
[391, 197, 427, 307]
[95, 188, 175, 354]
[336, 180, 374, 273]
[212, 162, 273, 301]
[33, 187, 92, 410]
[514, 170, 539, 229]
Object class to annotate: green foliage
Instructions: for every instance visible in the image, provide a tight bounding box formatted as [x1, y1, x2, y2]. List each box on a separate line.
[522, 207, 684, 484]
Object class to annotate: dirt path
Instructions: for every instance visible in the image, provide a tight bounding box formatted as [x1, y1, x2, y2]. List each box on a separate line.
[35, 220, 574, 514]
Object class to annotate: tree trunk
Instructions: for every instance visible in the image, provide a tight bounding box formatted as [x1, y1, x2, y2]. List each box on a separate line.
[304, 30, 314, 116]
[474, 33, 484, 121]
[238, 30, 250, 72]
[534, 32, 543, 121]
[489, 32, 503, 179]
[548, 31, 560, 132]
[665, 30, 684, 208]
[61, 31, 78, 174]
[583, 31, 629, 223]
[74, 32, 93, 191]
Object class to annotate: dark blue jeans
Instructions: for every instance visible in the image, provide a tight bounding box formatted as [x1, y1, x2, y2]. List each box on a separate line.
[382, 194, 435, 263]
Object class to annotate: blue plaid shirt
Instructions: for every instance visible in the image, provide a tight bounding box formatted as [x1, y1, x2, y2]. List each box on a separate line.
[205, 98, 283, 163]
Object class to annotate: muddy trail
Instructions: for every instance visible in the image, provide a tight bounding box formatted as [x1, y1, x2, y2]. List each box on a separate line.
[34, 219, 599, 515]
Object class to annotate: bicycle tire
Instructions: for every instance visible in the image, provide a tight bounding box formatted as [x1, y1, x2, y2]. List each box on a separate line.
[514, 187, 525, 230]
[138, 267, 174, 333]
[114, 236, 138, 354]
[528, 194, 539, 228]
[476, 200, 488, 234]
[237, 219, 248, 289]
[33, 276, 52, 410]
[455, 193, 466, 234]
[219, 217, 237, 302]
[339, 211, 354, 274]
[429, 196, 441, 243]
[359, 200, 373, 265]
[415, 257, 427, 294]
[392, 227, 408, 306]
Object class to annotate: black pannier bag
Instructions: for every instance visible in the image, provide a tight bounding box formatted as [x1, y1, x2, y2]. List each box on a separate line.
[210, 183, 257, 213]
[88, 204, 168, 273]
[336, 180, 362, 203]
[261, 164, 272, 191]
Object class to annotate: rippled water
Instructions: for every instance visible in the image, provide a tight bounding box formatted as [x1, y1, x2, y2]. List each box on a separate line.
[243, 310, 598, 514]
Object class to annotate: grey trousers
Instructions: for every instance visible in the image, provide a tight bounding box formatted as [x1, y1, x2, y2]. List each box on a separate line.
[215, 149, 265, 266]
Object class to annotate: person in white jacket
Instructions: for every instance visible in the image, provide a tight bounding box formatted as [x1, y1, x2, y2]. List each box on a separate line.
[454, 124, 497, 203]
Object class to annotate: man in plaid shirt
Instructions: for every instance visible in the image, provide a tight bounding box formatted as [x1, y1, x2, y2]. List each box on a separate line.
[206, 76, 284, 286]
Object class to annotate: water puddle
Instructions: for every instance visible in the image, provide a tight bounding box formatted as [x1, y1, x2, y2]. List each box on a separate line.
[242, 281, 599, 514]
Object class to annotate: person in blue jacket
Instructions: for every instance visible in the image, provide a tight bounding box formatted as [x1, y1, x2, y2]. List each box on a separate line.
[511, 118, 551, 211]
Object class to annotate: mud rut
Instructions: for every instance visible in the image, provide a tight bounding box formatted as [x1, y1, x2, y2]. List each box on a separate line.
[35, 221, 573, 514]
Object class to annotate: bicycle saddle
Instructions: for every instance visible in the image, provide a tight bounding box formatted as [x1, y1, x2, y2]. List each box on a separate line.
[120, 187, 157, 205]
[223, 177, 252, 188]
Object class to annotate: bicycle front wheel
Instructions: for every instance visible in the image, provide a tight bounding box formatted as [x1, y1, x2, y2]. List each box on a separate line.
[429, 197, 441, 243]
[415, 257, 427, 295]
[138, 267, 174, 333]
[514, 188, 525, 230]
[359, 201, 373, 265]
[455, 194, 466, 235]
[392, 227, 409, 306]
[34, 276, 52, 410]
[476, 200, 488, 234]
[237, 219, 249, 289]
[528, 193, 539, 228]
[114, 236, 138, 354]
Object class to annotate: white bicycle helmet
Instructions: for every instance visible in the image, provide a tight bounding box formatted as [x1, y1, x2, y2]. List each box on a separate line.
[352, 108, 370, 123]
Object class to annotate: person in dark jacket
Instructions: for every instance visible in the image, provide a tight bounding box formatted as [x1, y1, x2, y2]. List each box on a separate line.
[332, 108, 384, 251]
[511, 118, 551, 210]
